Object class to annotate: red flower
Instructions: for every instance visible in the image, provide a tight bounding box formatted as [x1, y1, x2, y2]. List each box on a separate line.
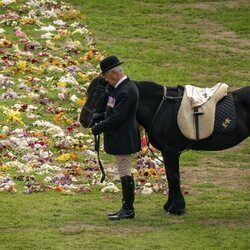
[141, 136, 148, 147]
[19, 104, 28, 112]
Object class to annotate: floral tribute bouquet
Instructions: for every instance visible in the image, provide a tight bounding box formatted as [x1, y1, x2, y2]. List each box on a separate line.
[0, 0, 187, 196]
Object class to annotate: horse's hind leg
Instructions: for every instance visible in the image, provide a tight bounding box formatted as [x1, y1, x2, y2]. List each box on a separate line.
[162, 149, 185, 215]
[235, 86, 250, 135]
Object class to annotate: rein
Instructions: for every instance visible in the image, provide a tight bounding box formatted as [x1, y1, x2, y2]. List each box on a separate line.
[84, 86, 109, 183]
[94, 134, 105, 183]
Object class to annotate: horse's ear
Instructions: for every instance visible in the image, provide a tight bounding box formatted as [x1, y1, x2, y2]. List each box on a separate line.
[99, 77, 109, 88]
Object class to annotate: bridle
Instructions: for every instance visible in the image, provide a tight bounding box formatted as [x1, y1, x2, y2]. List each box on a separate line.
[82, 84, 109, 183]
[82, 85, 109, 128]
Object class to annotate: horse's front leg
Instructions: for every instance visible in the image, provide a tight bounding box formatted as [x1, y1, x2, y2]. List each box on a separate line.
[161, 149, 185, 215]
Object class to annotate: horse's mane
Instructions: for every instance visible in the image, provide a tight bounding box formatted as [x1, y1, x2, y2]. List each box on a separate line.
[87, 76, 106, 97]
[134, 80, 164, 97]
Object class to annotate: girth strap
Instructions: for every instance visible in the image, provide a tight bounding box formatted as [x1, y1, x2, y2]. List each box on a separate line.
[148, 86, 167, 138]
[146, 86, 182, 163]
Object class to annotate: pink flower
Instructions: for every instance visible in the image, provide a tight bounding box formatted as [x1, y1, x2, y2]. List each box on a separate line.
[58, 93, 65, 100]
[15, 29, 26, 37]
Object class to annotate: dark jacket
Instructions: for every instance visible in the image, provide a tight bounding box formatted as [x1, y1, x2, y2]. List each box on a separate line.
[93, 77, 141, 155]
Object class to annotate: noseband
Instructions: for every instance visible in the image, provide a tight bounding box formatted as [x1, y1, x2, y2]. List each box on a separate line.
[83, 86, 108, 128]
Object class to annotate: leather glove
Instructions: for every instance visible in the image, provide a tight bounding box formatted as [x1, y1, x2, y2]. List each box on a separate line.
[91, 124, 101, 136]
[92, 112, 104, 123]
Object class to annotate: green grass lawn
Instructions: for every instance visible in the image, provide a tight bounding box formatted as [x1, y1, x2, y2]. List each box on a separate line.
[0, 0, 249, 249]
[72, 0, 250, 86]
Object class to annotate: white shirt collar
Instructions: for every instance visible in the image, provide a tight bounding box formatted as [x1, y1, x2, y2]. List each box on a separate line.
[115, 75, 127, 88]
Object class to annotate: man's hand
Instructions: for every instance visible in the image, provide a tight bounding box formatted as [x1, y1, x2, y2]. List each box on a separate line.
[92, 112, 104, 123]
[91, 124, 101, 136]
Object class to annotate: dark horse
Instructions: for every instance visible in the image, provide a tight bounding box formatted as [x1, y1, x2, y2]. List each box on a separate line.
[80, 76, 250, 215]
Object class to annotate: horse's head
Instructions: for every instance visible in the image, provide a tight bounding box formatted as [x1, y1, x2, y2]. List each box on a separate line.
[80, 76, 109, 128]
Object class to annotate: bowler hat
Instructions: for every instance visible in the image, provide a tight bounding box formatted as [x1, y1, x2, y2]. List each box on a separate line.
[100, 55, 124, 74]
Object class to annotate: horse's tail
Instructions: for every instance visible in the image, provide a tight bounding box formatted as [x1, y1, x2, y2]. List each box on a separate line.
[233, 86, 250, 133]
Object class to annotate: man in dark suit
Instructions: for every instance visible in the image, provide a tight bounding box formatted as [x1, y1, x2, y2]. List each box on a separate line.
[91, 55, 141, 220]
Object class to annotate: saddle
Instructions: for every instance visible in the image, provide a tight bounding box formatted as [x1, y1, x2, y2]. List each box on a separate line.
[177, 82, 229, 140]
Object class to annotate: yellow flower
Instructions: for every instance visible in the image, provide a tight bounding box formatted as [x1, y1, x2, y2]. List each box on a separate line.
[0, 38, 12, 47]
[80, 145, 88, 150]
[51, 58, 63, 67]
[20, 17, 36, 25]
[5, 109, 25, 126]
[66, 118, 73, 124]
[59, 10, 82, 20]
[57, 81, 67, 88]
[56, 153, 78, 162]
[148, 168, 157, 177]
[30, 65, 41, 72]
[46, 40, 57, 50]
[53, 34, 61, 40]
[63, 166, 83, 176]
[72, 144, 88, 150]
[78, 73, 89, 81]
[0, 133, 8, 139]
[138, 168, 157, 178]
[76, 98, 86, 106]
[58, 29, 71, 36]
[16, 60, 28, 71]
[54, 112, 65, 123]
[0, 165, 9, 172]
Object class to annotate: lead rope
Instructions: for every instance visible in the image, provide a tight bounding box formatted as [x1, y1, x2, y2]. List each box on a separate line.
[92, 87, 110, 183]
[94, 134, 105, 183]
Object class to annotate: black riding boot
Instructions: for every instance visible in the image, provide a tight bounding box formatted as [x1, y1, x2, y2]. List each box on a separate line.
[108, 175, 135, 220]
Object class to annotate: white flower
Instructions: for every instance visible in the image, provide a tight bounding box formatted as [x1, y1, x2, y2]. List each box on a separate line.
[44, 176, 52, 182]
[2, 0, 16, 5]
[12, 104, 21, 110]
[45, 77, 54, 82]
[27, 105, 38, 112]
[70, 22, 80, 28]
[40, 25, 56, 32]
[47, 65, 64, 72]
[74, 133, 86, 138]
[82, 149, 96, 157]
[38, 86, 47, 95]
[43, 10, 57, 18]
[101, 182, 120, 193]
[59, 74, 79, 86]
[41, 32, 54, 39]
[1, 126, 9, 133]
[26, 113, 39, 119]
[0, 28, 5, 34]
[72, 28, 88, 35]
[32, 120, 65, 137]
[58, 92, 65, 100]
[53, 20, 66, 27]
[141, 182, 154, 194]
[70, 94, 78, 102]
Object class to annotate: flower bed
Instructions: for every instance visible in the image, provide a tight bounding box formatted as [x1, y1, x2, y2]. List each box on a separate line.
[0, 0, 185, 196]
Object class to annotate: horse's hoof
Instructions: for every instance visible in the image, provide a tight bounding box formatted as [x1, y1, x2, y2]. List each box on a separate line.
[163, 202, 171, 211]
[166, 206, 185, 215]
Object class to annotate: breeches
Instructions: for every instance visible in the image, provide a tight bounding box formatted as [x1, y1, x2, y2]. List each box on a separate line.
[115, 155, 132, 177]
